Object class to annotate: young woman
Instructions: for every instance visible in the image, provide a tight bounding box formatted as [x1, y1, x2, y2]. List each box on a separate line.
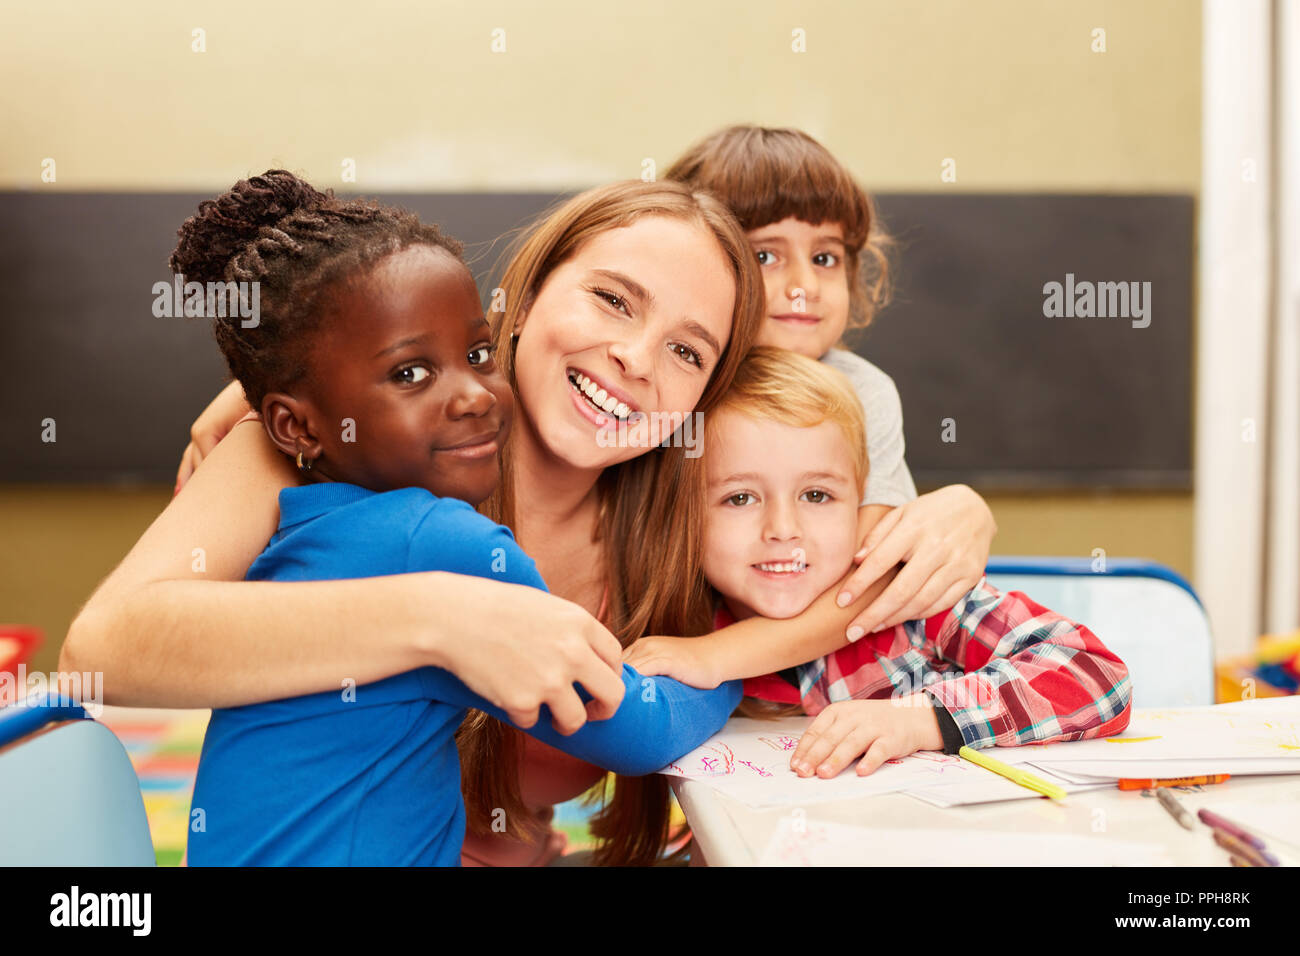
[63, 179, 997, 865]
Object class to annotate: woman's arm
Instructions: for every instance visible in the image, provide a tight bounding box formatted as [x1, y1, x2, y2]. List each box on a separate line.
[60, 420, 625, 731]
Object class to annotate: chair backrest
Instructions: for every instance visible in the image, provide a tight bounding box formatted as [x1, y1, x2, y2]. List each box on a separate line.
[984, 557, 1214, 708]
[0, 696, 155, 865]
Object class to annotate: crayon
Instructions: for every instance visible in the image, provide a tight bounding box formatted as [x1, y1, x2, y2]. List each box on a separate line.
[1197, 808, 1269, 850]
[1211, 828, 1279, 867]
[1118, 774, 1230, 791]
[1154, 788, 1196, 830]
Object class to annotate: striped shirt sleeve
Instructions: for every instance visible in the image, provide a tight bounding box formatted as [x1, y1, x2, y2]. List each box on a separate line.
[918, 580, 1134, 750]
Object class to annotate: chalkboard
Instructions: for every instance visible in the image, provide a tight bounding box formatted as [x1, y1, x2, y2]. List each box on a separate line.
[0, 191, 1192, 488]
[860, 194, 1192, 489]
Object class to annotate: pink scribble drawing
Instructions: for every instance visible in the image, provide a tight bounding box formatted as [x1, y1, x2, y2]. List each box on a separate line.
[738, 760, 774, 777]
[759, 734, 801, 753]
[884, 751, 960, 772]
[694, 743, 736, 776]
[910, 751, 959, 764]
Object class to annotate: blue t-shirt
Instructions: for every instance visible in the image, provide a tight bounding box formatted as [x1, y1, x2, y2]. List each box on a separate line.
[187, 482, 740, 866]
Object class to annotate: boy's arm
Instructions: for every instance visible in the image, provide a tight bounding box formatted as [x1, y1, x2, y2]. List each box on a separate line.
[624, 504, 896, 687]
[913, 580, 1134, 749]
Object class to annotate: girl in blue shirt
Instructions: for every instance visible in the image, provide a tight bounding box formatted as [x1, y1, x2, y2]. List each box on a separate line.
[176, 171, 740, 865]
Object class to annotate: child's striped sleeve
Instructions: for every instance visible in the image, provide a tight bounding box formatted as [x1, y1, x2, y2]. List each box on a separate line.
[919, 580, 1133, 750]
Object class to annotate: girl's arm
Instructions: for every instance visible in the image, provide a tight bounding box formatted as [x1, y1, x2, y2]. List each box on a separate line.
[60, 420, 625, 732]
[174, 379, 252, 491]
[422, 665, 742, 776]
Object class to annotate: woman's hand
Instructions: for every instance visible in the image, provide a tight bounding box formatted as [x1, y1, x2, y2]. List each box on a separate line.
[836, 484, 996, 638]
[621, 635, 720, 689]
[175, 380, 254, 493]
[789, 694, 943, 778]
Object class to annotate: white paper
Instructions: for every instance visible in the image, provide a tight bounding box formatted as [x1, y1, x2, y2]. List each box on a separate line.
[660, 701, 1300, 810]
[1027, 758, 1300, 782]
[756, 816, 1173, 866]
[1020, 699, 1300, 771]
[664, 717, 1055, 809]
[907, 774, 1111, 808]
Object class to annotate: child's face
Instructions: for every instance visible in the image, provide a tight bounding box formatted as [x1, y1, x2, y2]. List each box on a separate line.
[303, 245, 513, 504]
[512, 215, 734, 471]
[701, 407, 861, 621]
[747, 217, 850, 359]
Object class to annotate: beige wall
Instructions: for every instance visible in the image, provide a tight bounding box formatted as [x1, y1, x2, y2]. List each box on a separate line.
[0, 487, 171, 675]
[1, 0, 1200, 666]
[2, 0, 1199, 191]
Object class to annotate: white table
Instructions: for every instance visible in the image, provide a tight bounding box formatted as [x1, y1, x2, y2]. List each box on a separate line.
[672, 768, 1300, 866]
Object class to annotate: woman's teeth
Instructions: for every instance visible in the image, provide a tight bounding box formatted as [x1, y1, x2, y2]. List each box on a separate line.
[754, 561, 807, 573]
[569, 371, 633, 420]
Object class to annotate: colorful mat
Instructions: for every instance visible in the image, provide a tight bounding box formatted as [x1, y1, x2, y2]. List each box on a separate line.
[94, 707, 644, 865]
[95, 708, 207, 867]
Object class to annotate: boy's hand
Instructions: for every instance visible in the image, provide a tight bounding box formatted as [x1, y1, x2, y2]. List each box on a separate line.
[789, 694, 944, 778]
[622, 636, 720, 689]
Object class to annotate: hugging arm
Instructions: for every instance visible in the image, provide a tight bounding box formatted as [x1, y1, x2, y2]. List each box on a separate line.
[60, 419, 624, 730]
[624, 504, 898, 687]
[422, 665, 742, 775]
[627, 486, 995, 687]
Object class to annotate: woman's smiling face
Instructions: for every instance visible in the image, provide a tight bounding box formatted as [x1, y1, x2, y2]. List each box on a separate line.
[512, 215, 737, 470]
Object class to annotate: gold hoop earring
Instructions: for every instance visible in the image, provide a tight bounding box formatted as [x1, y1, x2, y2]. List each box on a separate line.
[296, 451, 313, 474]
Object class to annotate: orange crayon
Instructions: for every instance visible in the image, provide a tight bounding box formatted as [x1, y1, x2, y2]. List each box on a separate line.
[1117, 774, 1231, 791]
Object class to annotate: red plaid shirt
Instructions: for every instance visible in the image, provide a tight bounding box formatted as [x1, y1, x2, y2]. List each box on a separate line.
[726, 577, 1133, 750]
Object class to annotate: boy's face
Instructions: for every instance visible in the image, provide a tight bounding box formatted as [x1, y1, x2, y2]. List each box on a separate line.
[301, 245, 513, 505]
[747, 217, 850, 359]
[701, 407, 861, 621]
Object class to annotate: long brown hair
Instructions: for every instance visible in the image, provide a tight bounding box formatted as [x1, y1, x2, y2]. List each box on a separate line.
[665, 124, 893, 332]
[456, 180, 764, 866]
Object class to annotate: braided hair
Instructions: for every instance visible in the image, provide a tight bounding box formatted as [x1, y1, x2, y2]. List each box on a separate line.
[170, 169, 464, 408]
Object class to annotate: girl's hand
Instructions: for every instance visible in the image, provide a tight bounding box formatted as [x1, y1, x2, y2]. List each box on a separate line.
[622, 636, 720, 690]
[449, 582, 628, 732]
[789, 695, 944, 778]
[175, 380, 255, 493]
[836, 484, 996, 638]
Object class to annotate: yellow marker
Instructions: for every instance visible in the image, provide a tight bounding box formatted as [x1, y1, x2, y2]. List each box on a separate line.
[958, 746, 1068, 800]
[1105, 735, 1163, 743]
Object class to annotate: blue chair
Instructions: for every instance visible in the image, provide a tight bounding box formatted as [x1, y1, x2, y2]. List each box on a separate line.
[983, 557, 1214, 708]
[0, 695, 155, 865]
